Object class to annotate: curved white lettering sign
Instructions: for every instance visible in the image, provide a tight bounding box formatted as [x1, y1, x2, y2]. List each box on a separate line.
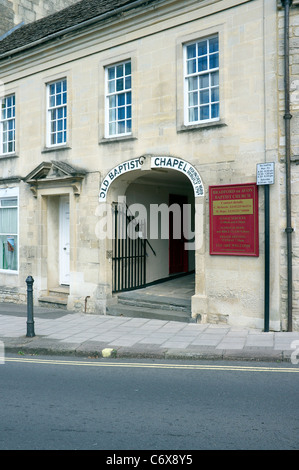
[151, 156, 204, 197]
[99, 156, 204, 201]
[99, 158, 143, 201]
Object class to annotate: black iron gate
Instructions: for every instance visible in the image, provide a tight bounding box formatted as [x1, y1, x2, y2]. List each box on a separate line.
[112, 204, 147, 293]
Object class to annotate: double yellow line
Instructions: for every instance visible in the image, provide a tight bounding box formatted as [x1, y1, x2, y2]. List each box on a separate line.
[4, 356, 299, 373]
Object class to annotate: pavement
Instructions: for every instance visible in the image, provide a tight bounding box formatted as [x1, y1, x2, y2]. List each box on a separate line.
[1, 302, 299, 362]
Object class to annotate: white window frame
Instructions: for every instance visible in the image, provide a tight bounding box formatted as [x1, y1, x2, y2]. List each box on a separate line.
[0, 187, 19, 274]
[105, 61, 132, 138]
[0, 94, 16, 155]
[183, 35, 219, 126]
[46, 78, 67, 147]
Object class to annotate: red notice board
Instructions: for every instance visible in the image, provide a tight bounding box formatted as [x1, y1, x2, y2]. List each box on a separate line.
[209, 183, 259, 256]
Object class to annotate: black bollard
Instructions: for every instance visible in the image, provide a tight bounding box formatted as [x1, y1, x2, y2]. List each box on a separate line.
[26, 276, 35, 337]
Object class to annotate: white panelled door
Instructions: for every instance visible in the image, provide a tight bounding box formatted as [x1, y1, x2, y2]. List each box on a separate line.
[59, 196, 70, 285]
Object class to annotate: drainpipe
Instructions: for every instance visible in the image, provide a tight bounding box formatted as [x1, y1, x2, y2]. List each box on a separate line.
[282, 0, 293, 331]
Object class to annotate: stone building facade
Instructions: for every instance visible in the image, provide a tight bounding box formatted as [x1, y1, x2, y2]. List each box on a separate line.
[0, 0, 298, 331]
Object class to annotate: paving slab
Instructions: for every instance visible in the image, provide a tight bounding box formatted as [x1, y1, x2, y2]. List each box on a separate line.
[0, 303, 299, 363]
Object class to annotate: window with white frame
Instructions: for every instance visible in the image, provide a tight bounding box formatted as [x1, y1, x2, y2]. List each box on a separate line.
[105, 61, 132, 137]
[184, 35, 219, 125]
[0, 188, 18, 272]
[0, 94, 15, 155]
[47, 79, 67, 146]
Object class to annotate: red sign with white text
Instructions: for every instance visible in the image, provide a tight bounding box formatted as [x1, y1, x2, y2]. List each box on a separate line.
[209, 183, 259, 256]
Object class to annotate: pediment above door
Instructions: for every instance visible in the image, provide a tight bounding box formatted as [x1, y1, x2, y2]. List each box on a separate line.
[24, 160, 87, 196]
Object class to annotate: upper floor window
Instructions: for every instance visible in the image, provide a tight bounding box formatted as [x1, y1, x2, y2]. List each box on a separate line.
[184, 36, 219, 125]
[47, 79, 67, 146]
[0, 94, 15, 155]
[105, 61, 132, 137]
[0, 188, 18, 272]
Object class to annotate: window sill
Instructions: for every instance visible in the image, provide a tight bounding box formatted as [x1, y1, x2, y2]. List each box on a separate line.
[41, 145, 71, 153]
[0, 153, 19, 160]
[0, 269, 18, 275]
[177, 120, 227, 133]
[99, 135, 137, 145]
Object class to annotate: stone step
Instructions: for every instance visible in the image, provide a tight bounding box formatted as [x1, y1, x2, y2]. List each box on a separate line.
[106, 304, 194, 323]
[117, 292, 191, 312]
[38, 291, 68, 309]
[48, 287, 69, 298]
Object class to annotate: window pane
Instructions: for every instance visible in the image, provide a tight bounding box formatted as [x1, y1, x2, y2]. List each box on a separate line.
[125, 76, 131, 89]
[0, 234, 18, 270]
[187, 59, 196, 75]
[118, 107, 125, 120]
[109, 109, 116, 121]
[118, 94, 125, 107]
[116, 78, 124, 91]
[108, 80, 115, 93]
[189, 107, 198, 122]
[109, 95, 116, 108]
[1, 198, 17, 207]
[199, 74, 209, 89]
[209, 53, 219, 69]
[118, 121, 126, 134]
[50, 95, 55, 107]
[197, 40, 207, 56]
[211, 87, 219, 102]
[198, 56, 207, 72]
[211, 103, 219, 118]
[211, 71, 219, 86]
[126, 92, 132, 105]
[200, 89, 209, 104]
[108, 67, 115, 80]
[188, 92, 198, 106]
[125, 62, 131, 75]
[116, 64, 124, 78]
[209, 36, 219, 53]
[188, 76, 198, 91]
[200, 106, 209, 120]
[109, 122, 116, 135]
[187, 44, 196, 59]
[0, 207, 17, 233]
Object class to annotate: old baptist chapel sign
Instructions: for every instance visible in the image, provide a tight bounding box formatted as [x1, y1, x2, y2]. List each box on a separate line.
[99, 156, 204, 201]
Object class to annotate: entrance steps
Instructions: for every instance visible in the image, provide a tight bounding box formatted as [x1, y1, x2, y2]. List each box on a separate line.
[107, 290, 193, 323]
[38, 286, 69, 309]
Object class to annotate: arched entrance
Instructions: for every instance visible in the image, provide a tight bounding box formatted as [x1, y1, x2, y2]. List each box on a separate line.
[98, 155, 205, 321]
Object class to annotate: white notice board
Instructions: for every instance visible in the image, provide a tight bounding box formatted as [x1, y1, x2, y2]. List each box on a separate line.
[257, 162, 275, 185]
